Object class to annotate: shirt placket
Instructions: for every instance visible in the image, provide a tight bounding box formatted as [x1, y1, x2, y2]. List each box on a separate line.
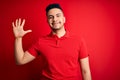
[55, 37, 60, 47]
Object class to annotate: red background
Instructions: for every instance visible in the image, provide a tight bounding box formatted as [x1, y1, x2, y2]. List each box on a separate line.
[0, 0, 120, 80]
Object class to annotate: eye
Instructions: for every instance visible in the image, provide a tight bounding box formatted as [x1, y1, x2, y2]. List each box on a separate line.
[56, 14, 61, 17]
[48, 16, 53, 19]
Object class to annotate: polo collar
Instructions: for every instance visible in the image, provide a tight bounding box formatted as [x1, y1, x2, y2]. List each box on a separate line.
[48, 30, 70, 39]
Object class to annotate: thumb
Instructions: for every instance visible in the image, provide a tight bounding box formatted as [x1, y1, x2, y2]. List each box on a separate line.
[25, 30, 32, 34]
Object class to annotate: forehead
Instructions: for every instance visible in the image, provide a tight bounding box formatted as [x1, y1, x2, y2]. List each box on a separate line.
[47, 8, 63, 15]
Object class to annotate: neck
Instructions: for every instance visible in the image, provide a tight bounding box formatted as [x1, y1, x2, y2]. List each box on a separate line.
[52, 27, 66, 38]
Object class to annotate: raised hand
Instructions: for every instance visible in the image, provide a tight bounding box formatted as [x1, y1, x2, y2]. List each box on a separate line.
[12, 18, 32, 38]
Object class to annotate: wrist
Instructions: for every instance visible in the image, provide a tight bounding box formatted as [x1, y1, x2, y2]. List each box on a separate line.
[15, 37, 22, 40]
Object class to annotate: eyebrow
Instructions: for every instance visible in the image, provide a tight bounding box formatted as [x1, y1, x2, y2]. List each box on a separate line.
[48, 13, 62, 17]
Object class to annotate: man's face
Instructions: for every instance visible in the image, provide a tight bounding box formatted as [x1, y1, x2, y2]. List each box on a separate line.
[47, 8, 65, 30]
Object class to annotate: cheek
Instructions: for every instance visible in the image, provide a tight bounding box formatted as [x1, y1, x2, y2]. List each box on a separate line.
[61, 18, 65, 23]
[48, 20, 52, 24]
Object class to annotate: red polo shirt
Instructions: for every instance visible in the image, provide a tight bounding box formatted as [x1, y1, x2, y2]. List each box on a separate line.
[27, 31, 88, 80]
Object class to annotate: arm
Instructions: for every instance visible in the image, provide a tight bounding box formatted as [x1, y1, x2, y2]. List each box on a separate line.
[12, 18, 35, 65]
[80, 57, 92, 80]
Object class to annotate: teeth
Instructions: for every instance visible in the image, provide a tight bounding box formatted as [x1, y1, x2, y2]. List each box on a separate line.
[53, 23, 57, 24]
[52, 22, 60, 25]
[53, 23, 58, 25]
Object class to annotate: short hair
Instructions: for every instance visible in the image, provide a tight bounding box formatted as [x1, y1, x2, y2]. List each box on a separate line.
[46, 3, 63, 15]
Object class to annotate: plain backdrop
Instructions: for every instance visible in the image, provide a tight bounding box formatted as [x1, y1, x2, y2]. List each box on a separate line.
[0, 0, 120, 80]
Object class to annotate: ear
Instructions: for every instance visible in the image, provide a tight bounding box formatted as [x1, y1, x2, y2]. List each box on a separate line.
[63, 17, 66, 23]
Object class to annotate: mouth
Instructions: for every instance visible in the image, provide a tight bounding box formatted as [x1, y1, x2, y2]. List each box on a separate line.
[52, 22, 60, 26]
[52, 22, 59, 25]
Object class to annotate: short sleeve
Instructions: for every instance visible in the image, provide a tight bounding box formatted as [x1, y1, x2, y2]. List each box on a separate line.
[27, 39, 40, 57]
[79, 38, 89, 59]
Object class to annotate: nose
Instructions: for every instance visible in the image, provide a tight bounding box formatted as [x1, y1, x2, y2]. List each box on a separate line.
[53, 16, 57, 22]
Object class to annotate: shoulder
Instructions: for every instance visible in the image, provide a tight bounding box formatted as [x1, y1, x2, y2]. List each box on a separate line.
[69, 33, 83, 41]
[68, 33, 86, 46]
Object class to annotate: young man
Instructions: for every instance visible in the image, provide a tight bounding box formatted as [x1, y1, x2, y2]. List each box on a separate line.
[12, 3, 92, 80]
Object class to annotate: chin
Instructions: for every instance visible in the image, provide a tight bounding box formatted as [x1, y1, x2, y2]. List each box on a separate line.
[52, 28, 61, 30]
[51, 27, 61, 30]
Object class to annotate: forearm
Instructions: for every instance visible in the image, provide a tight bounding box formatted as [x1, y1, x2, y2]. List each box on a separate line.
[14, 38, 25, 64]
[80, 57, 92, 80]
[12, 18, 34, 65]
[82, 70, 92, 80]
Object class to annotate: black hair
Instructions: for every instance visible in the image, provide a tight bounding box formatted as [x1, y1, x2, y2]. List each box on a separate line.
[46, 3, 63, 15]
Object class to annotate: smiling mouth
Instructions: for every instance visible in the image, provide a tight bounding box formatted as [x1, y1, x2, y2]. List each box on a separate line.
[52, 22, 59, 25]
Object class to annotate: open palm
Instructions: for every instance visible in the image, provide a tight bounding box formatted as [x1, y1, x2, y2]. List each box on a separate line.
[12, 18, 32, 38]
